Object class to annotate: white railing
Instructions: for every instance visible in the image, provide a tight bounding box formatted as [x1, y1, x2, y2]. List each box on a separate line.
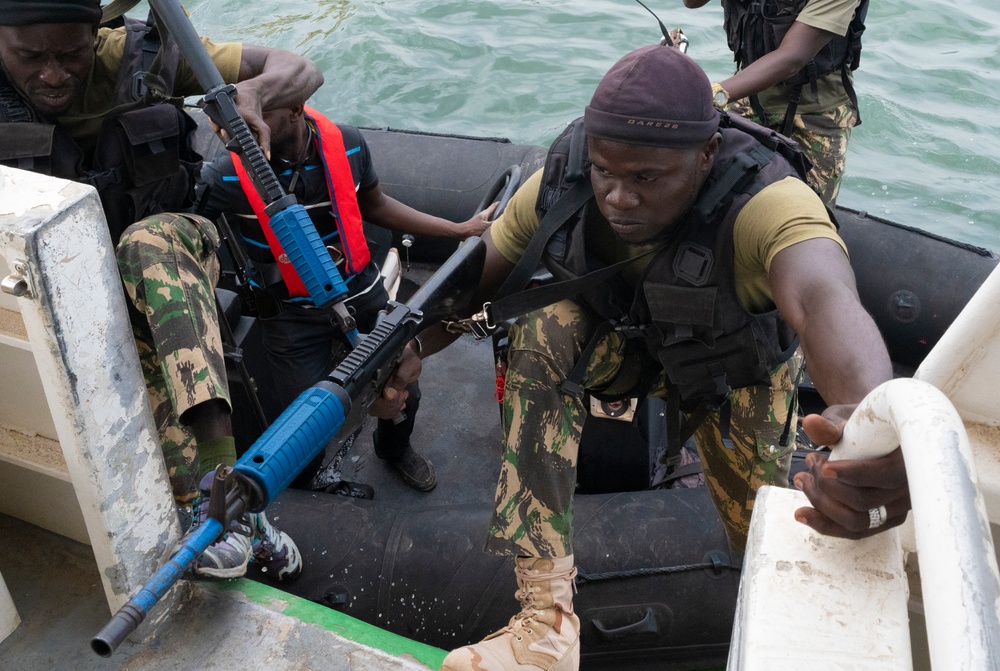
[731, 377, 1000, 670]
[831, 378, 1000, 670]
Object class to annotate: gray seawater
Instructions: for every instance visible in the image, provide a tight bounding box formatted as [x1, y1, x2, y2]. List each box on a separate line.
[179, 0, 1000, 249]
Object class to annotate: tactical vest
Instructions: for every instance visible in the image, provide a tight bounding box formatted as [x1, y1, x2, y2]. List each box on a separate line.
[722, 0, 868, 130]
[0, 16, 201, 246]
[535, 115, 806, 405]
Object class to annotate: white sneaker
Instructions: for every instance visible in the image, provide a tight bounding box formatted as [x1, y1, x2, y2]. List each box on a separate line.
[249, 511, 302, 582]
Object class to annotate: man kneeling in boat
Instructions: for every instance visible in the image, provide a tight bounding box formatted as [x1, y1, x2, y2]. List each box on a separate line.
[0, 0, 323, 581]
[197, 102, 495, 493]
[416, 45, 907, 671]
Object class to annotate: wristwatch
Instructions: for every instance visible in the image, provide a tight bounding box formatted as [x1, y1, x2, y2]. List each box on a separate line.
[711, 82, 730, 110]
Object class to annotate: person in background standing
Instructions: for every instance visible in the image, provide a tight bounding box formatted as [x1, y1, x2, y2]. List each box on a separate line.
[682, 0, 868, 206]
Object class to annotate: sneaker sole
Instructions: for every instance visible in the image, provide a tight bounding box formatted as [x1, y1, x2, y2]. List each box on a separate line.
[194, 563, 249, 580]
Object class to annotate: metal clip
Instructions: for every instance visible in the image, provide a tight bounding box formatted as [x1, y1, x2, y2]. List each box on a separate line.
[332, 301, 357, 334]
[675, 32, 690, 53]
[441, 302, 497, 340]
[1, 264, 32, 299]
[442, 319, 472, 335]
[467, 302, 497, 340]
[325, 245, 345, 267]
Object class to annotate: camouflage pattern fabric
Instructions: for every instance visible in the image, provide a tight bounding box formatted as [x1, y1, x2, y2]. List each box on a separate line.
[728, 99, 857, 207]
[116, 213, 231, 504]
[485, 299, 798, 558]
[687, 348, 800, 554]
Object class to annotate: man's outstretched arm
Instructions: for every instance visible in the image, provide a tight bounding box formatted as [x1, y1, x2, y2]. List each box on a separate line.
[357, 184, 495, 240]
[769, 237, 910, 537]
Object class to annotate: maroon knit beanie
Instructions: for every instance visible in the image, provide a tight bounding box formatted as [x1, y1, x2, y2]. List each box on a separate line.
[0, 0, 103, 26]
[584, 45, 720, 148]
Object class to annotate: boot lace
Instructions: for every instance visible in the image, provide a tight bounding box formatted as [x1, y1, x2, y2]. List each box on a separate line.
[503, 564, 578, 641]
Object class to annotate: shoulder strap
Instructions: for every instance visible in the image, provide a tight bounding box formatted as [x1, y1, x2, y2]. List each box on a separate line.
[0, 69, 33, 123]
[488, 243, 663, 325]
[305, 108, 371, 274]
[493, 178, 593, 302]
[693, 141, 774, 224]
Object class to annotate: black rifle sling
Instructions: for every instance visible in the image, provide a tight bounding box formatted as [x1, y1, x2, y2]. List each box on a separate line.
[489, 247, 663, 326]
[487, 179, 663, 325]
[493, 179, 593, 304]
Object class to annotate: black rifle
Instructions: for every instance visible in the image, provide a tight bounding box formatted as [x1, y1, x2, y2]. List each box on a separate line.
[91, 236, 486, 656]
[213, 211, 261, 317]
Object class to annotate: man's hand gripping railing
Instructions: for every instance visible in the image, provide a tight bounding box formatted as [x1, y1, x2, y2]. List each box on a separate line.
[90, 237, 487, 657]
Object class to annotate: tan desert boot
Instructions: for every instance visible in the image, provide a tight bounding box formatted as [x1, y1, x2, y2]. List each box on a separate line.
[440, 555, 580, 671]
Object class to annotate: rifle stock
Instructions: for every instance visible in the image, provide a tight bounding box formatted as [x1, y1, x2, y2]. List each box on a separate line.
[91, 237, 486, 656]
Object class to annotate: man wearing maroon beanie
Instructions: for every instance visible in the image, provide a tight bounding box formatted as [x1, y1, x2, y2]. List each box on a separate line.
[431, 45, 904, 671]
[0, 0, 324, 581]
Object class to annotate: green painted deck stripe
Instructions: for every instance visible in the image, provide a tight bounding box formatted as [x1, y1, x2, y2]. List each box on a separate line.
[217, 579, 447, 668]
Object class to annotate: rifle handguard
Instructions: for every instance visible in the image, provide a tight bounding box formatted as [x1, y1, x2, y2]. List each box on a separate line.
[234, 383, 351, 508]
[267, 204, 354, 310]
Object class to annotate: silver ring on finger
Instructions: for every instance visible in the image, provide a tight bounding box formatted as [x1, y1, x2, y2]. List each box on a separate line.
[868, 505, 888, 529]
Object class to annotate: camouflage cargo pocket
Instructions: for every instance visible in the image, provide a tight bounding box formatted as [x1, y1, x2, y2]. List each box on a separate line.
[753, 424, 794, 463]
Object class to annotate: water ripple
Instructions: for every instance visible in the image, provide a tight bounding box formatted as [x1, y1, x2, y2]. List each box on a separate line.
[183, 0, 1000, 247]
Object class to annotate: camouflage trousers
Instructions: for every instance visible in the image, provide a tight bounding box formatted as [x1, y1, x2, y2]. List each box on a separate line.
[485, 299, 799, 558]
[116, 213, 231, 504]
[728, 99, 857, 207]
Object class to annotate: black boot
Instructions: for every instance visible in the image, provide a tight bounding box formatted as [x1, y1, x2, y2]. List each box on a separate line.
[389, 445, 436, 492]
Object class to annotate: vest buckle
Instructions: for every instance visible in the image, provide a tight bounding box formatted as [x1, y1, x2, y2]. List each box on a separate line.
[131, 71, 148, 101]
[614, 323, 648, 339]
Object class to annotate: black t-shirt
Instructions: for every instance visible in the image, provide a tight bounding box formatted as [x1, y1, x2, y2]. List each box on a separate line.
[198, 122, 378, 275]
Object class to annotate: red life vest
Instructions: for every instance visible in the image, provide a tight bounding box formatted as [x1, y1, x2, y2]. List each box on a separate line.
[231, 106, 371, 298]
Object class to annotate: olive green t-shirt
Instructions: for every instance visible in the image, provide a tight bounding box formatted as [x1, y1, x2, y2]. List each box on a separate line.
[755, 0, 863, 115]
[491, 168, 845, 314]
[57, 26, 243, 154]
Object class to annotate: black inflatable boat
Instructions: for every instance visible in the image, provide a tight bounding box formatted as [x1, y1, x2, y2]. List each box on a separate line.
[210, 125, 997, 671]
